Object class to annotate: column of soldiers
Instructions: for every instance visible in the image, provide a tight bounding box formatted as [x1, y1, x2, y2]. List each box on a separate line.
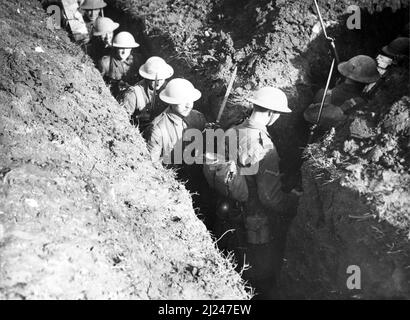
[65, 0, 409, 299]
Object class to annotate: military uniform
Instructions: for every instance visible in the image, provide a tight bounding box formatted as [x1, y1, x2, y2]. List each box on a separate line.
[147, 106, 213, 228]
[314, 82, 364, 107]
[220, 119, 298, 296]
[99, 54, 136, 82]
[147, 107, 206, 163]
[98, 54, 139, 97]
[233, 120, 297, 216]
[87, 36, 111, 63]
[306, 56, 380, 129]
[306, 82, 367, 128]
[121, 80, 167, 134]
[73, 19, 93, 46]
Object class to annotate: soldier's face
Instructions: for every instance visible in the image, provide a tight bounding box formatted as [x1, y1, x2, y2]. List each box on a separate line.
[148, 79, 165, 91]
[172, 102, 193, 118]
[85, 9, 100, 22]
[267, 112, 280, 126]
[116, 48, 132, 61]
[101, 32, 114, 46]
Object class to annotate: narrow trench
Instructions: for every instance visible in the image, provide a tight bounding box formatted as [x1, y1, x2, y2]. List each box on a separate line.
[42, 1, 408, 299]
[101, 5, 284, 299]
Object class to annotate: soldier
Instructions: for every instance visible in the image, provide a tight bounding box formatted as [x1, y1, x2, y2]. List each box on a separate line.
[221, 87, 300, 299]
[98, 31, 140, 98]
[304, 55, 380, 128]
[382, 37, 410, 63]
[147, 79, 214, 227]
[121, 56, 174, 135]
[79, 0, 107, 42]
[88, 17, 119, 63]
[147, 78, 205, 163]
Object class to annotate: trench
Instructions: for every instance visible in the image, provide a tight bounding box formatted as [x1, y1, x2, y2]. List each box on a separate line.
[42, 0, 408, 299]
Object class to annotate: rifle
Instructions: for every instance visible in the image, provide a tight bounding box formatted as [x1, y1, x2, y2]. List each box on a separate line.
[203, 66, 237, 161]
[307, 0, 339, 143]
[216, 65, 238, 125]
[313, 0, 339, 65]
[308, 58, 336, 144]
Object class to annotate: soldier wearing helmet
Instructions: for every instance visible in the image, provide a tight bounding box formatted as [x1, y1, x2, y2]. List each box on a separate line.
[121, 56, 174, 135]
[218, 87, 300, 299]
[382, 37, 410, 65]
[147, 79, 214, 227]
[88, 17, 119, 62]
[305, 55, 380, 128]
[147, 78, 206, 163]
[98, 31, 141, 97]
[79, 0, 107, 42]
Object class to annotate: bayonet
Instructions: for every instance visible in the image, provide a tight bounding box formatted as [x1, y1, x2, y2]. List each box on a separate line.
[216, 65, 238, 124]
[313, 0, 339, 65]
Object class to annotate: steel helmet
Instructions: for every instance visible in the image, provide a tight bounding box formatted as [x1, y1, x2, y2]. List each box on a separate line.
[139, 56, 174, 80]
[92, 17, 119, 36]
[159, 78, 201, 104]
[80, 0, 107, 10]
[112, 32, 140, 48]
[247, 87, 292, 113]
[382, 37, 410, 57]
[338, 55, 380, 84]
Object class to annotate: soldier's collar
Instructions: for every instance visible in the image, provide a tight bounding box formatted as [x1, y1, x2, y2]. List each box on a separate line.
[165, 107, 186, 125]
[242, 119, 271, 137]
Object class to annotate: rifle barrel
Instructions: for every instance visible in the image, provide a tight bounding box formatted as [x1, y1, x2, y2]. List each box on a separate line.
[313, 0, 339, 64]
[313, 0, 328, 39]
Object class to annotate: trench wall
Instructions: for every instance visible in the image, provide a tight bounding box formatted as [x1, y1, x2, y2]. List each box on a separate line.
[282, 163, 410, 299]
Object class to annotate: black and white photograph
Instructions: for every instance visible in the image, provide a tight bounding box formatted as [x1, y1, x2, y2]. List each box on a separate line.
[0, 0, 409, 306]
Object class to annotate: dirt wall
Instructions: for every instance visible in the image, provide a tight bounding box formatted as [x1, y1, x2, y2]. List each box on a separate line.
[282, 162, 410, 299]
[282, 65, 410, 300]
